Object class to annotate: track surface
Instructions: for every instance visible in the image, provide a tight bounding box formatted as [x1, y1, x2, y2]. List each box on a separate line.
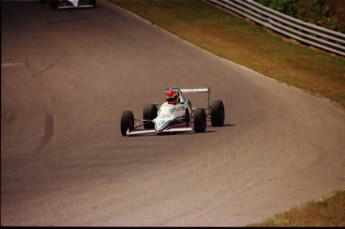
[1, 0, 345, 226]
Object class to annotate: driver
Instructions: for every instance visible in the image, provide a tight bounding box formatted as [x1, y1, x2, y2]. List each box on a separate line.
[156, 89, 181, 117]
[165, 89, 180, 105]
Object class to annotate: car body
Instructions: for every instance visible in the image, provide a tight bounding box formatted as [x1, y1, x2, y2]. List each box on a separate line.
[40, 0, 96, 10]
[120, 87, 225, 136]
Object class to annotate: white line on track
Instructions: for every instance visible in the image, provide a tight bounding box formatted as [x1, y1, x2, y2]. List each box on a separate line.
[1, 63, 25, 68]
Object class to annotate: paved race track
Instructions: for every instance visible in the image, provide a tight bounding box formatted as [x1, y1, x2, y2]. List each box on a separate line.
[1, 0, 345, 226]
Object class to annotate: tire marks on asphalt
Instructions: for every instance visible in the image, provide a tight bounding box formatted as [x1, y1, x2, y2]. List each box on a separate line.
[36, 112, 54, 153]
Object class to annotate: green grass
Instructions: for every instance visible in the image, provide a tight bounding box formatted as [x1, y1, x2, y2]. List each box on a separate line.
[110, 0, 345, 109]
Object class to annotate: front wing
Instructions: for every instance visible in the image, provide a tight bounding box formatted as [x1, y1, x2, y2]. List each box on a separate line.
[125, 127, 193, 136]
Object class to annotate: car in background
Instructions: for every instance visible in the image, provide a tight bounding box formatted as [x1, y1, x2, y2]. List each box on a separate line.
[40, 0, 96, 10]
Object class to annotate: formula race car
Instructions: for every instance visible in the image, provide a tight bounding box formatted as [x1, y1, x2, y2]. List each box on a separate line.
[40, 0, 96, 10]
[120, 87, 225, 136]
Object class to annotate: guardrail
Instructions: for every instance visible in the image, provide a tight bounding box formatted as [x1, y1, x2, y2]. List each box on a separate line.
[208, 0, 345, 57]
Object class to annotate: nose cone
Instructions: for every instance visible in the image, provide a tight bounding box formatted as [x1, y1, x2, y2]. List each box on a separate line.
[154, 119, 166, 132]
[153, 116, 171, 132]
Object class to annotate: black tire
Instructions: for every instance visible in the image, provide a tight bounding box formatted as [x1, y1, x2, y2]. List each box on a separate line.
[143, 103, 157, 129]
[90, 0, 96, 7]
[51, 0, 58, 10]
[211, 100, 225, 127]
[194, 108, 206, 133]
[121, 110, 134, 136]
[183, 108, 190, 125]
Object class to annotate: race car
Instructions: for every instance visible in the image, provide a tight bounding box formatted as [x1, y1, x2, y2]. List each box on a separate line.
[40, 0, 96, 10]
[120, 87, 225, 136]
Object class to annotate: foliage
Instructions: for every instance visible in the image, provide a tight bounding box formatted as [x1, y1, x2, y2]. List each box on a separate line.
[254, 0, 345, 33]
[255, 0, 298, 17]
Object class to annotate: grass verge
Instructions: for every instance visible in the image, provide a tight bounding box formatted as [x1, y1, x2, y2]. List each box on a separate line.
[109, 0, 345, 226]
[109, 0, 345, 109]
[248, 190, 345, 227]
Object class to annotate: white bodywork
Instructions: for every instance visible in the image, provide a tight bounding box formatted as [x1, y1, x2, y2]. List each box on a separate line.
[68, 0, 78, 7]
[54, 0, 95, 9]
[153, 102, 188, 132]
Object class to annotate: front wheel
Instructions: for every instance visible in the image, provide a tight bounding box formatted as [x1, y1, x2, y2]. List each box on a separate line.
[194, 108, 206, 133]
[121, 110, 134, 136]
[211, 100, 225, 127]
[143, 103, 158, 129]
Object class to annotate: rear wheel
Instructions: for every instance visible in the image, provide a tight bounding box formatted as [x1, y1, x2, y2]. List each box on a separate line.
[51, 0, 58, 10]
[89, 0, 96, 8]
[211, 100, 225, 127]
[194, 108, 206, 133]
[143, 103, 157, 129]
[183, 108, 190, 126]
[121, 110, 134, 136]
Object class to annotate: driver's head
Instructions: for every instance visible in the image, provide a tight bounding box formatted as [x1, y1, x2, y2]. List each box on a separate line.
[166, 89, 179, 105]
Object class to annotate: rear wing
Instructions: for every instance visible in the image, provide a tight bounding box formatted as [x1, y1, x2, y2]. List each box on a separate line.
[166, 87, 212, 111]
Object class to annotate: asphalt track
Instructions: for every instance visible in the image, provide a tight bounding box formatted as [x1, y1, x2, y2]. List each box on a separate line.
[1, 0, 345, 226]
